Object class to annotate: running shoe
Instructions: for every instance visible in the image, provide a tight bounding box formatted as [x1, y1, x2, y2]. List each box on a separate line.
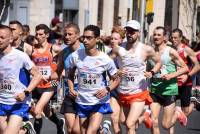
[23, 121, 36, 134]
[143, 109, 152, 128]
[102, 120, 112, 134]
[57, 118, 65, 134]
[175, 106, 187, 126]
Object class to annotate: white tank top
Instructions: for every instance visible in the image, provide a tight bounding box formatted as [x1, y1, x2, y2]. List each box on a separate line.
[117, 42, 148, 94]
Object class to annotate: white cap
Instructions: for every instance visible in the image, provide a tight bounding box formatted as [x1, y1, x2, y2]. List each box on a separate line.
[125, 20, 140, 31]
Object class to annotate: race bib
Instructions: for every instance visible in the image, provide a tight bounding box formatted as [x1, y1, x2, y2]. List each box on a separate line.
[154, 65, 168, 78]
[79, 73, 102, 89]
[38, 66, 51, 77]
[120, 71, 136, 88]
[160, 65, 168, 75]
[0, 78, 15, 92]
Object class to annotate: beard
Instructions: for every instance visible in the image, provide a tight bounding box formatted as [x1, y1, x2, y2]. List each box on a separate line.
[127, 36, 137, 44]
[0, 45, 8, 53]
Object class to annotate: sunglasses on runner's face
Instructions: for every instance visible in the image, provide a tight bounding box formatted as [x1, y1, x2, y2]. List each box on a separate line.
[80, 35, 95, 41]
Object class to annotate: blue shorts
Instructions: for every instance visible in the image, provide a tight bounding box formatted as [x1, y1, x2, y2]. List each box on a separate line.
[0, 103, 30, 121]
[76, 103, 112, 118]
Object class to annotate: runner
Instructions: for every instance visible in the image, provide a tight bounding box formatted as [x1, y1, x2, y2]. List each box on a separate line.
[171, 28, 200, 116]
[0, 24, 42, 134]
[9, 20, 37, 134]
[51, 23, 84, 134]
[110, 20, 161, 134]
[31, 24, 64, 134]
[150, 26, 188, 134]
[9, 20, 33, 56]
[109, 26, 126, 134]
[67, 25, 120, 134]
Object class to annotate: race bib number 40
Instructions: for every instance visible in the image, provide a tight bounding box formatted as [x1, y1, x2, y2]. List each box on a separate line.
[79, 73, 102, 89]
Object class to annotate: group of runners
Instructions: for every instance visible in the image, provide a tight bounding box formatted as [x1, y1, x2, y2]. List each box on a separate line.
[0, 19, 199, 134]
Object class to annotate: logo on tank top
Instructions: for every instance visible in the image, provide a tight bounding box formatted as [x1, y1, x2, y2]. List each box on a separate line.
[33, 57, 49, 64]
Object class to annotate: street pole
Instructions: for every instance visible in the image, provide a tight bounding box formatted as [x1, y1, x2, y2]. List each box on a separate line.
[139, 0, 146, 42]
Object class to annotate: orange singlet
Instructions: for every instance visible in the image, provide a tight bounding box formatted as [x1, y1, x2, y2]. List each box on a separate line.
[31, 44, 57, 88]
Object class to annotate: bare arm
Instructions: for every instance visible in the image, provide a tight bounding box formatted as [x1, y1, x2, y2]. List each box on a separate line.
[145, 45, 161, 78]
[24, 42, 33, 57]
[169, 48, 189, 78]
[109, 47, 119, 59]
[27, 66, 43, 92]
[107, 74, 120, 91]
[95, 73, 120, 99]
[16, 66, 42, 101]
[49, 51, 64, 80]
[67, 67, 77, 98]
[184, 46, 200, 76]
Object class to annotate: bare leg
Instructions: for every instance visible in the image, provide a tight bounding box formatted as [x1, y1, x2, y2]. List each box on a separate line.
[0, 116, 7, 133]
[150, 102, 161, 134]
[33, 91, 54, 133]
[162, 103, 176, 129]
[110, 97, 121, 134]
[64, 113, 81, 134]
[4, 115, 23, 134]
[123, 101, 145, 134]
[87, 112, 103, 134]
[80, 117, 88, 134]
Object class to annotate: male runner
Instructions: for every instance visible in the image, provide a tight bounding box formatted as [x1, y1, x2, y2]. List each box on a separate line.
[31, 24, 64, 134]
[67, 25, 120, 134]
[111, 20, 161, 134]
[0, 24, 42, 134]
[150, 26, 188, 134]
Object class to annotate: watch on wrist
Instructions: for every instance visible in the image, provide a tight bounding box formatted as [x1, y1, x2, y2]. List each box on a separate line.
[150, 70, 155, 76]
[106, 86, 111, 92]
[24, 90, 30, 97]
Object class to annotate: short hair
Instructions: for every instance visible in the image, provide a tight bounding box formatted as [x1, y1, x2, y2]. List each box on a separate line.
[84, 25, 100, 38]
[23, 25, 30, 33]
[172, 28, 183, 38]
[111, 26, 125, 39]
[0, 24, 12, 34]
[35, 24, 50, 34]
[154, 26, 167, 36]
[25, 35, 36, 45]
[64, 23, 80, 34]
[9, 20, 23, 30]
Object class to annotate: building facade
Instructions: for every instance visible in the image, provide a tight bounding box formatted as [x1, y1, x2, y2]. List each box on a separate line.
[1, 0, 199, 42]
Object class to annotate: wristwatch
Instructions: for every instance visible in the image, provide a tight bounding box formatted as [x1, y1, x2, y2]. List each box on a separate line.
[106, 86, 111, 92]
[24, 90, 30, 97]
[150, 70, 155, 75]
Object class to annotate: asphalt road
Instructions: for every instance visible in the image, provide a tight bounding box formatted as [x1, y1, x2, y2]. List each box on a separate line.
[32, 109, 200, 134]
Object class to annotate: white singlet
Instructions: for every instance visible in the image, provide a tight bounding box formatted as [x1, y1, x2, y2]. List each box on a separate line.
[0, 48, 34, 104]
[117, 42, 148, 94]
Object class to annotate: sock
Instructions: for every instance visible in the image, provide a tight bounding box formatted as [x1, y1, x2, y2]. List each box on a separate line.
[34, 118, 43, 134]
[48, 112, 60, 126]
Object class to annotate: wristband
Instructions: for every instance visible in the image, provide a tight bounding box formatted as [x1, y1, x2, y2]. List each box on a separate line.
[106, 86, 111, 92]
[24, 90, 30, 97]
[150, 70, 155, 76]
